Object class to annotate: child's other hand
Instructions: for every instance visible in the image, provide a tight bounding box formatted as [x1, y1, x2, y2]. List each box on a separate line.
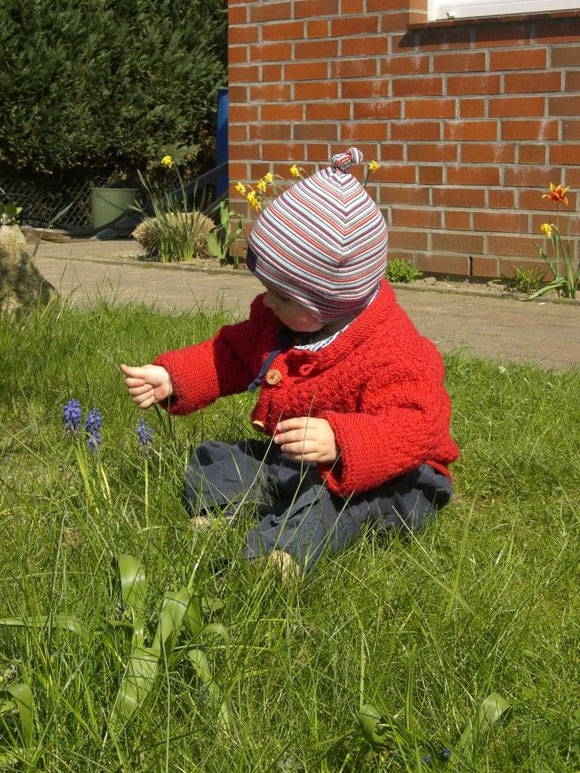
[274, 417, 338, 463]
[120, 363, 173, 409]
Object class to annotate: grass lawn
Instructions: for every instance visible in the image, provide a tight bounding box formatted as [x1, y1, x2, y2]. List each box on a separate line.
[0, 301, 578, 771]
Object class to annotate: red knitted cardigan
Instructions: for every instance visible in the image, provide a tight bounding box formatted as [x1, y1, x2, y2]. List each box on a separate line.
[154, 279, 459, 497]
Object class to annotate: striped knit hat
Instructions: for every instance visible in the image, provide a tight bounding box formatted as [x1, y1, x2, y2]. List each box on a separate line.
[247, 147, 388, 322]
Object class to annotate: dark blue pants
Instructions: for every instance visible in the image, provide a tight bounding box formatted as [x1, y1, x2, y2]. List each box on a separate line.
[185, 440, 452, 573]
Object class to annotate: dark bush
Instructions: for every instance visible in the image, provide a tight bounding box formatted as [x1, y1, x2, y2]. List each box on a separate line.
[0, 0, 227, 181]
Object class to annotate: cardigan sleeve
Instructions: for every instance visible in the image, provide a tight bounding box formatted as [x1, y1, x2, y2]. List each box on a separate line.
[153, 295, 264, 415]
[316, 348, 454, 496]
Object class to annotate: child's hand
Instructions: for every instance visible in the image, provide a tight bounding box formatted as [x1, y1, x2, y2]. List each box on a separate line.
[274, 417, 338, 463]
[120, 363, 173, 409]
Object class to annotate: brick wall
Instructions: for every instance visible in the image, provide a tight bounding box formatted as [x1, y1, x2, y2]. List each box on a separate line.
[228, 0, 580, 278]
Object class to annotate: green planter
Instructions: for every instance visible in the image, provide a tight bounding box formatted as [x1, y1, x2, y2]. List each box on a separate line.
[91, 187, 139, 228]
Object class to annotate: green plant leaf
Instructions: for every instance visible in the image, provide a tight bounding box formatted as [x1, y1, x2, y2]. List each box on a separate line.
[5, 683, 34, 747]
[451, 693, 510, 764]
[117, 554, 146, 616]
[111, 646, 158, 727]
[151, 588, 193, 656]
[0, 616, 85, 635]
[187, 648, 231, 732]
[357, 703, 390, 745]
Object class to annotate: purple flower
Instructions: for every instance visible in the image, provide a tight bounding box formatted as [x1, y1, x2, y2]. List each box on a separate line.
[85, 408, 102, 453]
[136, 418, 153, 453]
[441, 746, 452, 762]
[63, 399, 82, 433]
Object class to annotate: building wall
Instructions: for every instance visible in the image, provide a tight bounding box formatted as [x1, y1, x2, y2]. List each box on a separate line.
[228, 0, 580, 278]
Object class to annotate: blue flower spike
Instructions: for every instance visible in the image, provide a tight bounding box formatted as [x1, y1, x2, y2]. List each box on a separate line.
[136, 418, 153, 454]
[441, 746, 452, 762]
[85, 408, 102, 453]
[63, 399, 82, 434]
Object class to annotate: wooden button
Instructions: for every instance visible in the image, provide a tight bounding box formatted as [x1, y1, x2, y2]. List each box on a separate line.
[265, 368, 282, 385]
[251, 420, 266, 433]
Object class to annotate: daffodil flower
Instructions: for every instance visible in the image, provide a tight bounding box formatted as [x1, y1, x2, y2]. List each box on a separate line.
[540, 223, 553, 238]
[256, 180, 267, 193]
[235, 182, 246, 195]
[263, 172, 274, 183]
[161, 155, 173, 169]
[247, 191, 262, 211]
[369, 160, 381, 173]
[290, 164, 301, 178]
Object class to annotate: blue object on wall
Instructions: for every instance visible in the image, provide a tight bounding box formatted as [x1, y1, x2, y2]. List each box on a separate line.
[216, 87, 229, 197]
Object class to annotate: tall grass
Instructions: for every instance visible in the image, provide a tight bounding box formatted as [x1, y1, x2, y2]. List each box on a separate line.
[0, 300, 578, 770]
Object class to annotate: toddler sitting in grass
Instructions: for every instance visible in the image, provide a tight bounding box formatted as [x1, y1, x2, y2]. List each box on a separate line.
[121, 147, 459, 578]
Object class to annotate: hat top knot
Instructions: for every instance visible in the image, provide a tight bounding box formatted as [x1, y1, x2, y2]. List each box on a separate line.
[331, 147, 364, 173]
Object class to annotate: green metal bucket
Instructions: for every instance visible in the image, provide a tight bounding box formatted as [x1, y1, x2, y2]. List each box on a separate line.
[91, 187, 139, 228]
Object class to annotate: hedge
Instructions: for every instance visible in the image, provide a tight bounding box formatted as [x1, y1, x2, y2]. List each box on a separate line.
[0, 0, 227, 180]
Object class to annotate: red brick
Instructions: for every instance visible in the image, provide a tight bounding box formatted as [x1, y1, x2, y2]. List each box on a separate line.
[416, 254, 470, 276]
[407, 144, 457, 162]
[405, 99, 455, 119]
[250, 1, 292, 22]
[294, 123, 338, 140]
[306, 102, 351, 120]
[377, 143, 405, 161]
[353, 100, 401, 119]
[262, 65, 283, 82]
[531, 212, 580, 236]
[551, 45, 580, 66]
[433, 52, 486, 72]
[419, 166, 442, 184]
[414, 26, 472, 53]
[229, 143, 260, 160]
[229, 162, 249, 182]
[549, 95, 580, 115]
[332, 16, 379, 36]
[379, 186, 430, 205]
[490, 48, 548, 70]
[367, 0, 404, 9]
[295, 81, 339, 100]
[250, 84, 292, 102]
[447, 75, 501, 95]
[473, 212, 528, 233]
[444, 121, 497, 141]
[391, 208, 442, 229]
[229, 26, 258, 44]
[381, 55, 430, 76]
[389, 230, 429, 250]
[471, 257, 499, 278]
[295, 40, 339, 60]
[342, 36, 387, 56]
[499, 258, 553, 279]
[520, 188, 576, 210]
[285, 61, 328, 80]
[433, 231, 484, 253]
[432, 188, 485, 207]
[229, 124, 248, 142]
[391, 121, 441, 140]
[503, 166, 561, 187]
[229, 64, 259, 83]
[261, 104, 303, 122]
[447, 166, 500, 186]
[565, 71, 580, 91]
[461, 144, 515, 163]
[342, 0, 364, 11]
[228, 85, 247, 103]
[228, 4, 247, 24]
[501, 120, 559, 141]
[473, 23, 529, 47]
[307, 144, 331, 161]
[381, 13, 413, 33]
[445, 211, 471, 230]
[489, 97, 545, 117]
[489, 190, 515, 209]
[249, 124, 291, 141]
[229, 46, 247, 64]
[229, 104, 259, 122]
[341, 79, 389, 99]
[295, 0, 339, 18]
[331, 59, 377, 79]
[519, 144, 547, 164]
[368, 165, 413, 184]
[550, 144, 580, 165]
[263, 143, 307, 161]
[393, 77, 443, 96]
[505, 72, 562, 93]
[342, 123, 387, 141]
[488, 235, 538, 257]
[250, 43, 292, 62]
[460, 99, 485, 119]
[262, 21, 304, 41]
[534, 20, 580, 44]
[562, 121, 580, 140]
[307, 20, 330, 37]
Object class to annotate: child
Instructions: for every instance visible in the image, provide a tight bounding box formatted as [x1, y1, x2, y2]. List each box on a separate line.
[121, 147, 459, 577]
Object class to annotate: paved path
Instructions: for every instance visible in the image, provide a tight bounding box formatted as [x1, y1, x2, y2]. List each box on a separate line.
[35, 240, 580, 371]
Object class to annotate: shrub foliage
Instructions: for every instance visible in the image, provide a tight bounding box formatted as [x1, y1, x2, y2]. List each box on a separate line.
[0, 0, 227, 179]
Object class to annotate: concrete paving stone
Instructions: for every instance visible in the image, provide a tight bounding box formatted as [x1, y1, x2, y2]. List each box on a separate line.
[34, 239, 580, 371]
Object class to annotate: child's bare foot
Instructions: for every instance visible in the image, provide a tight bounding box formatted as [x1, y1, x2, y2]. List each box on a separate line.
[265, 549, 300, 582]
[187, 516, 213, 530]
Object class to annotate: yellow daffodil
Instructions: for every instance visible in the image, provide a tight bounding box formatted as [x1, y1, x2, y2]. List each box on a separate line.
[290, 164, 301, 178]
[542, 182, 571, 206]
[247, 191, 262, 211]
[256, 180, 267, 193]
[235, 182, 246, 195]
[369, 160, 381, 173]
[263, 172, 274, 183]
[161, 155, 173, 169]
[540, 223, 553, 238]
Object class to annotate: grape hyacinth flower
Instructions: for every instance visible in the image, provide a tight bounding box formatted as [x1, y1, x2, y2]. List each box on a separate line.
[85, 408, 102, 454]
[136, 418, 153, 454]
[63, 399, 82, 434]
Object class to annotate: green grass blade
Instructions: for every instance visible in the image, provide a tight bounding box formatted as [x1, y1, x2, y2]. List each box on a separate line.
[187, 648, 232, 732]
[0, 615, 85, 635]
